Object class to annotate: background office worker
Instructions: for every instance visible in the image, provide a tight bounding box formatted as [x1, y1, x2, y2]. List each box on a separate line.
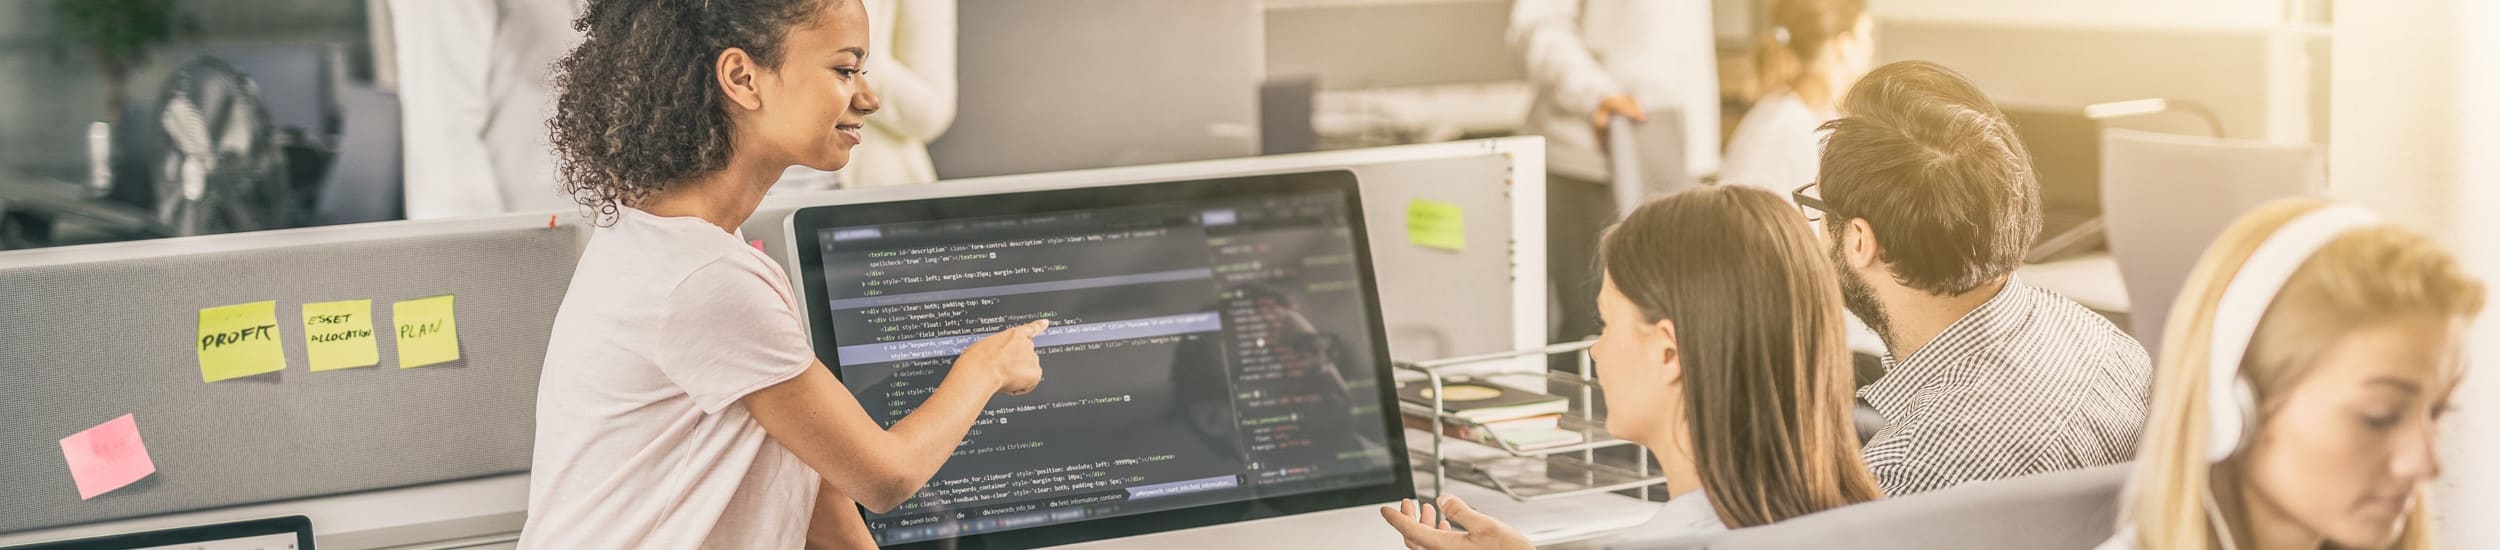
[1380, 187, 1882, 549]
[387, 0, 585, 218]
[526, 1, 1044, 547]
[1717, 0, 1873, 195]
[1804, 61, 2152, 495]
[1509, 0, 1720, 174]
[2102, 199, 2485, 550]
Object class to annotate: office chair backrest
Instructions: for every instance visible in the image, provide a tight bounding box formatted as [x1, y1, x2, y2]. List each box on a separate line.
[1258, 76, 1319, 156]
[1607, 108, 1692, 219]
[2099, 129, 2323, 356]
[313, 85, 404, 225]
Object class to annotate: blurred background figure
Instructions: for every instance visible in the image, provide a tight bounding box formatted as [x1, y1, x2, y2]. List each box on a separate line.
[383, 0, 584, 219]
[1717, 0, 1871, 195]
[776, 0, 956, 192]
[1508, 0, 1721, 177]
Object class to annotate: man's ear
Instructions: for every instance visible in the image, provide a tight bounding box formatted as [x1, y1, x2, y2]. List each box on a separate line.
[1653, 317, 1681, 386]
[1844, 218, 1881, 269]
[716, 47, 765, 111]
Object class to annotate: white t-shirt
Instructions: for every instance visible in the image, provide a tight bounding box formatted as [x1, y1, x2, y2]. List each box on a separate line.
[1719, 91, 1826, 197]
[522, 207, 822, 549]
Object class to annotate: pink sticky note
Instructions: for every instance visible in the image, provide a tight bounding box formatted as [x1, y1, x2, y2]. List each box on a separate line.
[59, 414, 156, 500]
[749, 239, 766, 251]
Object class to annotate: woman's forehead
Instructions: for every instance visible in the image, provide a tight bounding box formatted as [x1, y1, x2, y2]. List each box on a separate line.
[783, 0, 872, 57]
[2301, 317, 2463, 395]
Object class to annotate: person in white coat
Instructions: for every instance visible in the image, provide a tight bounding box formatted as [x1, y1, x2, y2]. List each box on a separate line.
[1509, 0, 1721, 177]
[777, 0, 956, 191]
[386, 0, 585, 219]
[1717, 0, 1873, 196]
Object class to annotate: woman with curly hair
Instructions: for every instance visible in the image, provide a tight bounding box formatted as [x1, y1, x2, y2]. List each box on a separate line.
[523, 1, 1046, 548]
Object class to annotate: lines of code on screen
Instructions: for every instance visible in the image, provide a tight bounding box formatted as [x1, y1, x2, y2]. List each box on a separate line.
[815, 192, 1396, 545]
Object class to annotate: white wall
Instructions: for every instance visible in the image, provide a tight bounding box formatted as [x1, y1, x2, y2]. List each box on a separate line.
[2441, 0, 2500, 544]
[2332, 0, 2500, 545]
[1870, 0, 2285, 30]
[1871, 0, 2328, 145]
[2328, 0, 2460, 239]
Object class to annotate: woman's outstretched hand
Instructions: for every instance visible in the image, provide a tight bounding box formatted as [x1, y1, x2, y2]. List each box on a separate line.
[1378, 495, 1535, 550]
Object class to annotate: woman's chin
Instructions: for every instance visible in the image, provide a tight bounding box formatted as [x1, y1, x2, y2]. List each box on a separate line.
[2324, 516, 2408, 550]
[1601, 418, 1636, 442]
[799, 153, 852, 173]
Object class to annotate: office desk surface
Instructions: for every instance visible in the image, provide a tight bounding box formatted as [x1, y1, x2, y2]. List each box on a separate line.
[1412, 470, 1662, 548]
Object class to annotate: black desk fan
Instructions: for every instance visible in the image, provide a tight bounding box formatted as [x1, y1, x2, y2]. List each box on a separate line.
[151, 57, 291, 237]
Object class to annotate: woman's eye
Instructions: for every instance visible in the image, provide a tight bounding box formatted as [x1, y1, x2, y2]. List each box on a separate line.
[2360, 413, 2400, 431]
[834, 67, 860, 79]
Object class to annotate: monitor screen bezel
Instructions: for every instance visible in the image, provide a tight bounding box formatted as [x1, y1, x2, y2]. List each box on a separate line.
[789, 169, 1414, 549]
[2, 515, 314, 550]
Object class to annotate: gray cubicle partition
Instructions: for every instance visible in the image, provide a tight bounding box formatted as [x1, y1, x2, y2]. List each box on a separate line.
[0, 140, 1543, 542]
[0, 215, 580, 535]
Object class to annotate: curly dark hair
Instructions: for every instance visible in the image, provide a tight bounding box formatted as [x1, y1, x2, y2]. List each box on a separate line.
[548, 0, 837, 221]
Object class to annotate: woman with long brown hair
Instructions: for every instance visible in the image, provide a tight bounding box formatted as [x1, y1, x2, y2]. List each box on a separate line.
[2101, 198, 2485, 550]
[1380, 186, 1883, 548]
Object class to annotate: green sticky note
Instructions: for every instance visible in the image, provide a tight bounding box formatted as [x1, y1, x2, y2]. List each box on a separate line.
[1407, 199, 1467, 252]
[303, 299, 379, 371]
[393, 295, 461, 368]
[197, 300, 286, 382]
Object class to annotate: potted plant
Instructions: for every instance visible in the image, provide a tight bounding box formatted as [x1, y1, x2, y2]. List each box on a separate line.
[52, 0, 194, 121]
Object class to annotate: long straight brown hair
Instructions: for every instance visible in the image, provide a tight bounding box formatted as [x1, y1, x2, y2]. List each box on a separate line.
[1600, 186, 1885, 527]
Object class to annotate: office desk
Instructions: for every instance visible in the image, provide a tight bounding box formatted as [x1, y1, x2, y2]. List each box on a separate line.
[0, 474, 530, 550]
[1412, 470, 1661, 548]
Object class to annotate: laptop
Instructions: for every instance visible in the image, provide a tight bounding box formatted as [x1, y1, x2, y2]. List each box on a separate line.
[2, 516, 311, 550]
[789, 170, 1414, 549]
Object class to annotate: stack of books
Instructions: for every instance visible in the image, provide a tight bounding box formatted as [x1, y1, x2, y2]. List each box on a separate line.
[1397, 380, 1586, 451]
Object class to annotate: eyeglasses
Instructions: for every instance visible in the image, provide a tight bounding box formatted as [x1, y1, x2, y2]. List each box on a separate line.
[1792, 181, 1827, 223]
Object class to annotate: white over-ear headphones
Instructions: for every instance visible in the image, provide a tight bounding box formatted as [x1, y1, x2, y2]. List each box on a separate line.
[2201, 205, 2379, 462]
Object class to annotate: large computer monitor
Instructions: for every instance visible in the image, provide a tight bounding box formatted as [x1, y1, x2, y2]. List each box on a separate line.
[790, 170, 1413, 549]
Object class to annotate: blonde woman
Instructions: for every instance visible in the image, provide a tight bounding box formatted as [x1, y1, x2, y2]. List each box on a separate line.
[2101, 198, 2486, 550]
[1717, 0, 1873, 194]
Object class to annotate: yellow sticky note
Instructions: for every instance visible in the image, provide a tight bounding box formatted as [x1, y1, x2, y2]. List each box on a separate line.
[1406, 199, 1467, 252]
[393, 295, 461, 368]
[197, 300, 286, 382]
[303, 299, 379, 371]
